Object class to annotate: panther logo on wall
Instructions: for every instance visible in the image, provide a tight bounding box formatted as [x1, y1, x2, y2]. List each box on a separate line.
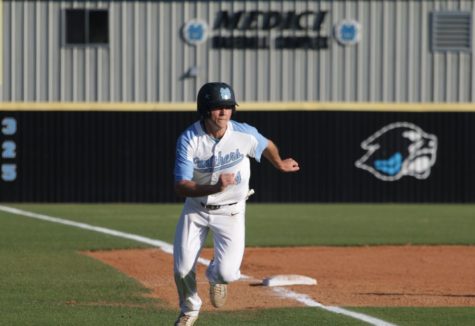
[355, 122, 438, 181]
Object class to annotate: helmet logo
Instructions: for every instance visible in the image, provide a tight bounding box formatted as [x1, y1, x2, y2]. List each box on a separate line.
[220, 87, 232, 100]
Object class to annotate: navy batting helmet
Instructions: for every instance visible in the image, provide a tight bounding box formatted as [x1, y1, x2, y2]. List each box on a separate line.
[197, 82, 237, 117]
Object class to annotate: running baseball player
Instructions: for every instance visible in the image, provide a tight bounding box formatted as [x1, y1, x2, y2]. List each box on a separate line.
[173, 82, 299, 326]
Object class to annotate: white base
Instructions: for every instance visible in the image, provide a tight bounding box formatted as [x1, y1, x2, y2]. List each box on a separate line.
[262, 274, 317, 287]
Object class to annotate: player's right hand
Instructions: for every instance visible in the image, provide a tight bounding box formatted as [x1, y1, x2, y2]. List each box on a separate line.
[216, 173, 236, 191]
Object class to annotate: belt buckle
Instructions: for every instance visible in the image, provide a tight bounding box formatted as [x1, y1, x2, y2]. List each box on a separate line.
[201, 202, 220, 210]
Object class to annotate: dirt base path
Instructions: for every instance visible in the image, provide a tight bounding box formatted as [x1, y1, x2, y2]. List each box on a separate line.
[84, 246, 475, 310]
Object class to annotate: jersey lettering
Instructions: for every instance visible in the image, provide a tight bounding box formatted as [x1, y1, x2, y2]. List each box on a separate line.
[235, 171, 241, 184]
[194, 149, 244, 172]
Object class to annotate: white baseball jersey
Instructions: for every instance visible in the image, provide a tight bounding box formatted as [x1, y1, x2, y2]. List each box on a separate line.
[173, 119, 268, 317]
[174, 120, 268, 205]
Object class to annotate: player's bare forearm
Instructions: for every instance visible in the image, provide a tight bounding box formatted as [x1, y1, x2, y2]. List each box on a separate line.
[263, 140, 300, 172]
[175, 174, 236, 197]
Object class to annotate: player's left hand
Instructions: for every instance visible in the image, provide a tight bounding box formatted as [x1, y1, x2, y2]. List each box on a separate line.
[279, 158, 300, 172]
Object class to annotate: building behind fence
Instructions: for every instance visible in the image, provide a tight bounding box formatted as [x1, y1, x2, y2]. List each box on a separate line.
[1, 1, 474, 202]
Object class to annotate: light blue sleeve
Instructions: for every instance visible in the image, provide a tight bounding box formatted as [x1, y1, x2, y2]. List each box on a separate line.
[174, 131, 194, 182]
[231, 121, 269, 162]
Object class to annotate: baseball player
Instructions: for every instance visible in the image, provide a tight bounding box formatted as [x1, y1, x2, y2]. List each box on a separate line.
[173, 82, 299, 326]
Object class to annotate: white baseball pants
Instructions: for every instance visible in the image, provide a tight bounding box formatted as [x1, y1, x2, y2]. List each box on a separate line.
[173, 199, 246, 316]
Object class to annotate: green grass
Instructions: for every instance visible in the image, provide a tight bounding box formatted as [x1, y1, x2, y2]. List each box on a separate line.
[354, 307, 475, 326]
[1, 203, 474, 325]
[6, 203, 475, 246]
[245, 204, 475, 246]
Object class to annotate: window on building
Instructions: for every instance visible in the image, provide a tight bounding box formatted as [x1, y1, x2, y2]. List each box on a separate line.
[431, 11, 471, 52]
[64, 9, 109, 46]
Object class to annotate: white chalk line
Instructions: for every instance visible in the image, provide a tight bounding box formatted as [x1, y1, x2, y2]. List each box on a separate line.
[0, 205, 396, 326]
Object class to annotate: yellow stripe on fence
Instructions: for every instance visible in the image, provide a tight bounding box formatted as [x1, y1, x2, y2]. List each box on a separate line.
[1, 101, 475, 112]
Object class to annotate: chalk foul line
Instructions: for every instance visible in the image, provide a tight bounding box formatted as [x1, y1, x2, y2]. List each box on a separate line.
[0, 205, 396, 326]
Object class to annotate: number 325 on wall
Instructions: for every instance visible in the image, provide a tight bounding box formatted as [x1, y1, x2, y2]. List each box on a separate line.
[1, 117, 17, 182]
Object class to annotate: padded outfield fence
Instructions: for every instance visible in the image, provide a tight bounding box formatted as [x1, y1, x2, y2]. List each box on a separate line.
[1, 107, 474, 203]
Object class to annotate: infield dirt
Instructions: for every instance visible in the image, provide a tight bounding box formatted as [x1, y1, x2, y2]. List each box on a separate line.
[84, 246, 475, 310]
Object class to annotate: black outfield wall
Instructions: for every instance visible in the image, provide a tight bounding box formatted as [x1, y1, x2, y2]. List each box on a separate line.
[1, 111, 474, 202]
